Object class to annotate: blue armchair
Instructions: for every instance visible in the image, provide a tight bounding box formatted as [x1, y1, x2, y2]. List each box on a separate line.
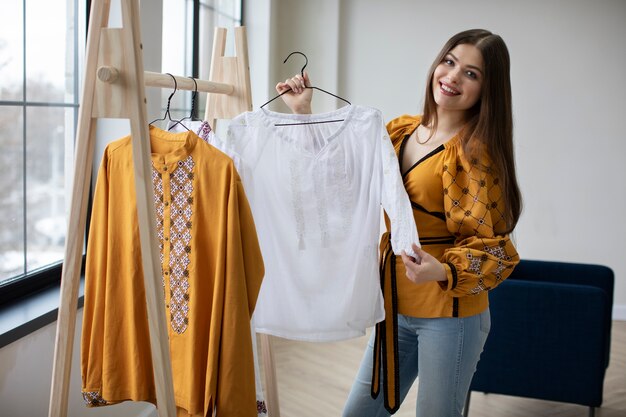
[464, 259, 614, 417]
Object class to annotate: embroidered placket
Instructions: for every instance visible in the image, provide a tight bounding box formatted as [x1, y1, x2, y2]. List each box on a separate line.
[152, 156, 194, 334]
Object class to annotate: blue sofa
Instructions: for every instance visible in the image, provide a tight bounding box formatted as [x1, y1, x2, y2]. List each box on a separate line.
[464, 259, 614, 417]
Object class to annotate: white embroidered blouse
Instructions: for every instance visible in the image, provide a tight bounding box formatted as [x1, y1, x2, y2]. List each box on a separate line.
[225, 105, 420, 342]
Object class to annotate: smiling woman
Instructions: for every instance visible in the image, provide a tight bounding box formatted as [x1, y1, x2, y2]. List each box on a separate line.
[279, 28, 522, 417]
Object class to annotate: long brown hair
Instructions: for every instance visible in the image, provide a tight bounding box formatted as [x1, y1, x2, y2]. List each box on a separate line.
[422, 29, 522, 233]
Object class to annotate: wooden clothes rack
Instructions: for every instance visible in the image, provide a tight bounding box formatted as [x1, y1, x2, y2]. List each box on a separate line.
[46, 1, 275, 416]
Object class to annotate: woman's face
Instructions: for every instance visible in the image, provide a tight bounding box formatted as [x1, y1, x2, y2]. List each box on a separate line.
[432, 43, 484, 114]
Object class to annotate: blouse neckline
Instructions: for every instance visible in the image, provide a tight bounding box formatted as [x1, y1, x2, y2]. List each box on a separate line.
[256, 105, 356, 158]
[397, 117, 463, 178]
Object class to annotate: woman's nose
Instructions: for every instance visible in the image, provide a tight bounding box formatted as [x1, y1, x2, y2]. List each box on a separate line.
[447, 67, 462, 83]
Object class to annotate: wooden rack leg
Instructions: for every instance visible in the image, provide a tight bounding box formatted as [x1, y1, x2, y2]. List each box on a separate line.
[48, 1, 177, 416]
[259, 334, 281, 417]
[121, 1, 177, 415]
[48, 1, 111, 415]
[48, 122, 98, 417]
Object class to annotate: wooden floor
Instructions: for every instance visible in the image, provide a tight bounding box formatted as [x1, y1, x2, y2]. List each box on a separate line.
[262, 320, 626, 417]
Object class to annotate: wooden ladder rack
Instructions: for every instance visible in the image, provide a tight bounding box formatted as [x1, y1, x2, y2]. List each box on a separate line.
[47, 1, 253, 416]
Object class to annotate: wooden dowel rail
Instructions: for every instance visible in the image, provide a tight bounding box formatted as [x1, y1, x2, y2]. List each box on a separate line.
[97, 66, 235, 95]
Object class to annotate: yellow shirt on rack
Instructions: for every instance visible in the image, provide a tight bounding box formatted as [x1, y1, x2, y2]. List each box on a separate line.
[81, 126, 264, 417]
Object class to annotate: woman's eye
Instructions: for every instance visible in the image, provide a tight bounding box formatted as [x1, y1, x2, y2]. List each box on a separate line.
[465, 71, 477, 79]
[444, 59, 454, 66]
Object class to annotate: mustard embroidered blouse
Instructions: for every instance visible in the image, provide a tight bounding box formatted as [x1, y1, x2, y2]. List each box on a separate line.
[372, 115, 520, 410]
[81, 127, 264, 416]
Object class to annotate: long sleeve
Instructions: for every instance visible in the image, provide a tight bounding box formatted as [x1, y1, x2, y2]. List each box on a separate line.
[81, 148, 109, 404]
[214, 173, 264, 417]
[379, 114, 420, 258]
[439, 144, 519, 296]
[81, 142, 155, 406]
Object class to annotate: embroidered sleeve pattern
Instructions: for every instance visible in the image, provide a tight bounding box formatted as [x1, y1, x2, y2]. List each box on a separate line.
[83, 391, 108, 407]
[440, 150, 519, 296]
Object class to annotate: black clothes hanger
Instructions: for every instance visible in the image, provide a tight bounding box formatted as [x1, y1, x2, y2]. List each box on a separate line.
[149, 73, 189, 131]
[168, 77, 200, 131]
[189, 77, 201, 122]
[259, 51, 351, 126]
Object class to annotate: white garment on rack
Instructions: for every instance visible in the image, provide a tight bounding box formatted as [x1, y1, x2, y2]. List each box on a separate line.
[167, 119, 267, 416]
[225, 105, 420, 342]
[166, 120, 243, 172]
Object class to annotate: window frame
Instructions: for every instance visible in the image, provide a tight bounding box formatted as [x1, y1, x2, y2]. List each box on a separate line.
[0, 0, 243, 309]
[0, 0, 83, 307]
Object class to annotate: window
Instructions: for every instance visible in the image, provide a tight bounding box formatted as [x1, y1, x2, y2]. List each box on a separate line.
[160, 0, 242, 123]
[0, 0, 241, 304]
[0, 0, 84, 297]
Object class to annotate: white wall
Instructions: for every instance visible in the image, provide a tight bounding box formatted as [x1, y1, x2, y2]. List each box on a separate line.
[0, 310, 157, 417]
[257, 0, 626, 317]
[247, 0, 343, 113]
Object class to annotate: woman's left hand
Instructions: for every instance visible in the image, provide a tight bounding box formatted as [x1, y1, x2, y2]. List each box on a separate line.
[400, 243, 447, 284]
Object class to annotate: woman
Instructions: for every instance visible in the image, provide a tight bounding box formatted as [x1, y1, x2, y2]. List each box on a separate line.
[277, 29, 522, 417]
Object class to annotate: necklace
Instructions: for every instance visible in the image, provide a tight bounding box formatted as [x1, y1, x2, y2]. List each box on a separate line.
[415, 125, 432, 145]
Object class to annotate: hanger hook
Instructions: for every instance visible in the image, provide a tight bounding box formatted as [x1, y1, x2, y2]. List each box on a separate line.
[283, 51, 308, 77]
[189, 77, 198, 119]
[189, 77, 198, 95]
[166, 73, 177, 93]
[165, 73, 177, 115]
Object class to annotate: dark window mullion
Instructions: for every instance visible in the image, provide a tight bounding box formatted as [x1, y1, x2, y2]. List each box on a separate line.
[74, 0, 79, 108]
[22, 0, 27, 277]
[192, 0, 200, 119]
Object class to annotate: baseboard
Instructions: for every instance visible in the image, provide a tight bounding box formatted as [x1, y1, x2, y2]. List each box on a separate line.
[613, 304, 626, 321]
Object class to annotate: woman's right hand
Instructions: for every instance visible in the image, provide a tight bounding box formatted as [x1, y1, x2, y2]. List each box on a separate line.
[276, 71, 313, 114]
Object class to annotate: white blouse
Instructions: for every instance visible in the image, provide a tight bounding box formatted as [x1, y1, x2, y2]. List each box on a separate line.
[225, 105, 419, 342]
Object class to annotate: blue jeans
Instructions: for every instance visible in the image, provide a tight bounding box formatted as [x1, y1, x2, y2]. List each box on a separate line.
[343, 310, 490, 417]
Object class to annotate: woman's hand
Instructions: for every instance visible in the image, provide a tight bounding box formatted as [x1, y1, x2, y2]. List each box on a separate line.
[400, 243, 447, 284]
[275, 71, 313, 114]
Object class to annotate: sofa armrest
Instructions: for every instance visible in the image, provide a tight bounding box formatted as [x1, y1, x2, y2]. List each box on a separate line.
[511, 260, 613, 297]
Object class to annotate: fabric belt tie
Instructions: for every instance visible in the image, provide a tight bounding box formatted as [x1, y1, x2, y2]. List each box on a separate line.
[371, 232, 401, 414]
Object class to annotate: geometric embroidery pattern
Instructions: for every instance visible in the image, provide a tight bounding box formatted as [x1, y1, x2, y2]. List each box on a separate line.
[151, 156, 194, 334]
[466, 241, 512, 294]
[83, 390, 108, 407]
[442, 160, 506, 237]
[152, 167, 165, 285]
[441, 155, 517, 295]
[257, 400, 268, 415]
[168, 156, 194, 334]
[485, 242, 510, 283]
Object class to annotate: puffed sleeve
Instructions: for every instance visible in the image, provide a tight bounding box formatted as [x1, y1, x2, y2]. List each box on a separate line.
[386, 114, 420, 151]
[439, 143, 520, 296]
